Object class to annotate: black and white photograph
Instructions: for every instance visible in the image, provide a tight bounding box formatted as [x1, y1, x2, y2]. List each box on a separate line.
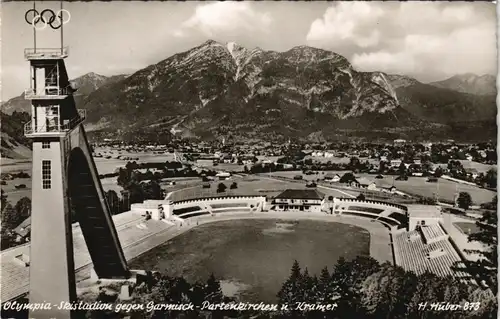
[0, 1, 498, 318]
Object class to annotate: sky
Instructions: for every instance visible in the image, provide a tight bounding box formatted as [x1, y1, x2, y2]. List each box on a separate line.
[1, 1, 497, 101]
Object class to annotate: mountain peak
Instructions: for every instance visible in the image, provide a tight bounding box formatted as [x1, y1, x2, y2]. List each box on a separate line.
[385, 73, 420, 89]
[430, 73, 496, 95]
[78, 72, 106, 79]
[202, 39, 220, 46]
[284, 45, 349, 66]
[452, 73, 478, 80]
[225, 41, 248, 62]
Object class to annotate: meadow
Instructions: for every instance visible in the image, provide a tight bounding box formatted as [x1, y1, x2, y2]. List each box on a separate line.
[167, 175, 358, 202]
[270, 170, 496, 205]
[129, 219, 370, 302]
[2, 152, 494, 206]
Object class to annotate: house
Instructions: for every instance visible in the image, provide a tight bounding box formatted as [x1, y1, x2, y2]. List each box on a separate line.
[393, 139, 407, 145]
[390, 159, 402, 168]
[465, 168, 479, 179]
[356, 177, 377, 190]
[273, 189, 324, 213]
[216, 172, 231, 180]
[349, 180, 360, 188]
[1, 173, 14, 180]
[324, 173, 340, 183]
[14, 217, 31, 242]
[381, 185, 398, 194]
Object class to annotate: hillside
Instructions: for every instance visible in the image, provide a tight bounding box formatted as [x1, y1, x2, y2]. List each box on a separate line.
[1, 111, 31, 159]
[395, 82, 496, 123]
[429, 74, 496, 96]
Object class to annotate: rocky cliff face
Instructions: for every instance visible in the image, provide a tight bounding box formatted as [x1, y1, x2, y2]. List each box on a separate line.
[81, 40, 417, 140]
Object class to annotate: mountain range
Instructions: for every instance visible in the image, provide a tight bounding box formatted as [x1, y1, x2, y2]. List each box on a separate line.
[1, 40, 497, 157]
[430, 73, 496, 96]
[1, 73, 126, 158]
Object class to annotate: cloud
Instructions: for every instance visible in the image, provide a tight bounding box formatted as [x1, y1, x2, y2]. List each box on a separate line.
[174, 2, 272, 38]
[307, 2, 385, 49]
[306, 2, 496, 81]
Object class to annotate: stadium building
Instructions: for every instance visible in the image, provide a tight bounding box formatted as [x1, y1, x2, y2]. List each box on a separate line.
[272, 189, 324, 212]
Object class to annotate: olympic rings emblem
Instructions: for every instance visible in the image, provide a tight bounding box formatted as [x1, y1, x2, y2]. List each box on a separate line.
[25, 9, 71, 30]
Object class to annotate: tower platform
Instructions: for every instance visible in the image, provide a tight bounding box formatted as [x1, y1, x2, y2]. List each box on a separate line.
[24, 47, 69, 60]
[24, 109, 86, 138]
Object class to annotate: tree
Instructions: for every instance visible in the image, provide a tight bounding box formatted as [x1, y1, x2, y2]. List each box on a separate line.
[117, 167, 131, 188]
[357, 193, 366, 201]
[398, 162, 407, 177]
[277, 260, 302, 307]
[1, 228, 16, 250]
[189, 282, 206, 307]
[348, 157, 361, 171]
[143, 181, 163, 200]
[127, 182, 145, 205]
[457, 192, 472, 210]
[484, 168, 497, 189]
[301, 268, 316, 303]
[340, 172, 356, 184]
[275, 251, 497, 319]
[434, 166, 444, 177]
[205, 273, 223, 303]
[331, 256, 380, 316]
[230, 182, 238, 189]
[466, 200, 498, 294]
[105, 190, 120, 215]
[1, 189, 8, 212]
[14, 197, 31, 221]
[317, 266, 334, 302]
[421, 161, 432, 174]
[378, 161, 387, 173]
[216, 183, 227, 193]
[1, 203, 22, 230]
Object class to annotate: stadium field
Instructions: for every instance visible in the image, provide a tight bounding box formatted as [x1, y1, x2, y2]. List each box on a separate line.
[130, 219, 370, 302]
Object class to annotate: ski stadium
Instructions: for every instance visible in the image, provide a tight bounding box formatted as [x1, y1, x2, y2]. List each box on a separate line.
[1, 180, 485, 302]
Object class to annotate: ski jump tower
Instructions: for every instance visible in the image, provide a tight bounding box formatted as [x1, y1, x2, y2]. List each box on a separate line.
[24, 4, 130, 318]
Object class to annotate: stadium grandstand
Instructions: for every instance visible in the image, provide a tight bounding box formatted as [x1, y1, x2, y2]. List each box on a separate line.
[393, 224, 473, 282]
